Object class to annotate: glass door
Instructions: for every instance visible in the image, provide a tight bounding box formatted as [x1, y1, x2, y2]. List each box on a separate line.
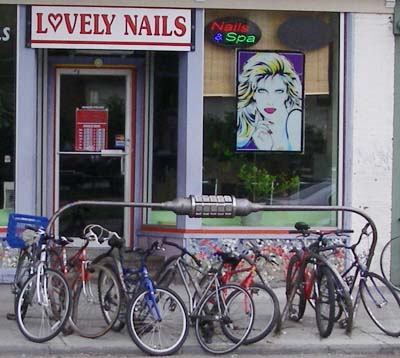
[55, 67, 134, 237]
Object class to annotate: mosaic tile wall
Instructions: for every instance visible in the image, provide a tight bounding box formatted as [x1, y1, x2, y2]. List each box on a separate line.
[187, 237, 350, 287]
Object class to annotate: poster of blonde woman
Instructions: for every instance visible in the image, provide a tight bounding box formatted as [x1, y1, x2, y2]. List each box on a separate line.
[236, 50, 305, 152]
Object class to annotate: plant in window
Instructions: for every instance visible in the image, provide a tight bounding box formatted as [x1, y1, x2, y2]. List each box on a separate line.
[274, 174, 300, 198]
[238, 164, 300, 203]
[238, 164, 276, 202]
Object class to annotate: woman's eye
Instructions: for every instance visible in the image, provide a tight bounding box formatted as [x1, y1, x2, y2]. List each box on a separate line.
[257, 88, 268, 94]
[275, 89, 285, 94]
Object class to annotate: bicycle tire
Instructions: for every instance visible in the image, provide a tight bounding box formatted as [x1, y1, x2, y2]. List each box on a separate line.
[308, 279, 344, 323]
[223, 283, 279, 345]
[195, 283, 254, 355]
[314, 265, 336, 338]
[13, 249, 33, 296]
[380, 237, 400, 292]
[126, 286, 189, 356]
[152, 255, 180, 287]
[360, 271, 400, 337]
[69, 263, 122, 338]
[92, 254, 126, 332]
[16, 268, 72, 343]
[309, 252, 354, 335]
[286, 254, 306, 321]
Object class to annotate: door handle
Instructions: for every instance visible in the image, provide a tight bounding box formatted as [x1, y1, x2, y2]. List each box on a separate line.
[100, 149, 125, 157]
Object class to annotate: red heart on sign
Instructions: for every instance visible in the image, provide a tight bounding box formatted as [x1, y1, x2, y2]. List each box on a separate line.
[48, 13, 62, 32]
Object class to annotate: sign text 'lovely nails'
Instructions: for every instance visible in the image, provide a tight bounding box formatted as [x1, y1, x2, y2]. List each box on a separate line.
[30, 6, 194, 51]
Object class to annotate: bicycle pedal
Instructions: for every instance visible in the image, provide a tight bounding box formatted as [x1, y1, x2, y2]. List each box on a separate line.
[6, 313, 16, 321]
[338, 318, 348, 329]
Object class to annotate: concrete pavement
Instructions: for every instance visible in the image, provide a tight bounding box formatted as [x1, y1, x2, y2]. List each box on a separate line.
[1, 283, 400, 357]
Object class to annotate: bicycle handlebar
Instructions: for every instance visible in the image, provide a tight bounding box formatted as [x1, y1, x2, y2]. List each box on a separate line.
[288, 228, 354, 237]
[162, 239, 202, 267]
[24, 225, 73, 246]
[83, 224, 122, 245]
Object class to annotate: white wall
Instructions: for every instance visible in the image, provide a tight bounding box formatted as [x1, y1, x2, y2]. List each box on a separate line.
[348, 13, 394, 272]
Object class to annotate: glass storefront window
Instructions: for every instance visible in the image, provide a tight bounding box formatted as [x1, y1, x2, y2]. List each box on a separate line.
[147, 52, 179, 225]
[0, 5, 16, 226]
[202, 11, 340, 227]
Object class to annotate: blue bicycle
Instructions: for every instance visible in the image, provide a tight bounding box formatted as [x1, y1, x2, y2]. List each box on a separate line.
[90, 225, 189, 355]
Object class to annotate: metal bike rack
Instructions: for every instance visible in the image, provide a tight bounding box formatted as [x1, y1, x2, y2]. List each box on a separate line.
[46, 194, 378, 269]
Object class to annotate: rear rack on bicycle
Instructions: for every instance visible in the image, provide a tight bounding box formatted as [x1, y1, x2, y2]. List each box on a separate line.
[6, 213, 48, 249]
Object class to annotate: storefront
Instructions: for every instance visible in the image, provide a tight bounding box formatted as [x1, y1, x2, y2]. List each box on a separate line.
[0, 2, 397, 278]
[0, 5, 17, 280]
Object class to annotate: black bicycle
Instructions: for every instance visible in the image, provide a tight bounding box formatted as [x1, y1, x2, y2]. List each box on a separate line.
[296, 222, 400, 337]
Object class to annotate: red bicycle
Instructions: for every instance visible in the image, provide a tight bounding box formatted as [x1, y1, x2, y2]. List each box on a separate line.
[48, 225, 121, 338]
[284, 222, 353, 338]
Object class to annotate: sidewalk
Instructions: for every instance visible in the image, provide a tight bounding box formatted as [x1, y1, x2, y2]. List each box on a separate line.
[1, 283, 400, 356]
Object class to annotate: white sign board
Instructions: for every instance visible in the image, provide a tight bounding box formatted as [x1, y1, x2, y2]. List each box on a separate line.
[30, 6, 193, 51]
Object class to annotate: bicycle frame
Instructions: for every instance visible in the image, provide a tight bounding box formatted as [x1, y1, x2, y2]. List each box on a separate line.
[50, 240, 91, 292]
[173, 255, 225, 317]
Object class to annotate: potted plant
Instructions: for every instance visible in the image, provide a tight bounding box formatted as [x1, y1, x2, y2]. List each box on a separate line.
[237, 164, 300, 225]
[237, 164, 275, 225]
[238, 164, 276, 202]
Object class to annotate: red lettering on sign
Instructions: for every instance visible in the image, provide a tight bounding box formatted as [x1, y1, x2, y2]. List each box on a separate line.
[139, 16, 152, 35]
[64, 13, 78, 33]
[36, 13, 48, 33]
[174, 16, 186, 36]
[80, 13, 91, 34]
[153, 15, 160, 36]
[49, 13, 63, 31]
[124, 15, 137, 35]
[210, 20, 249, 34]
[162, 16, 172, 36]
[102, 14, 115, 34]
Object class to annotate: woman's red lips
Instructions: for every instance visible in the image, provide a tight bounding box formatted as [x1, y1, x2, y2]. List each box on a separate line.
[264, 108, 276, 114]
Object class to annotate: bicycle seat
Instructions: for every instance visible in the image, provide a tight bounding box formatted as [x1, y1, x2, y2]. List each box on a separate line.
[295, 221, 310, 231]
[219, 252, 241, 267]
[108, 236, 125, 249]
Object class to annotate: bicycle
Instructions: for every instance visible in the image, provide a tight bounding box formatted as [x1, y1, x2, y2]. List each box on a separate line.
[90, 224, 140, 332]
[283, 222, 354, 338]
[14, 226, 72, 342]
[125, 241, 189, 356]
[194, 238, 281, 344]
[313, 222, 400, 337]
[154, 239, 255, 354]
[48, 224, 121, 338]
[86, 226, 189, 356]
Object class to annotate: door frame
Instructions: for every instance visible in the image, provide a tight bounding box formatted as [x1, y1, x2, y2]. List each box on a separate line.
[53, 65, 137, 239]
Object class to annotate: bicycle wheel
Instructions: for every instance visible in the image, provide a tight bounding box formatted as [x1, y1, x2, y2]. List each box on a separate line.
[126, 286, 189, 356]
[92, 255, 126, 332]
[286, 255, 306, 321]
[360, 271, 400, 337]
[152, 255, 179, 287]
[16, 268, 71, 343]
[13, 249, 34, 296]
[70, 263, 121, 338]
[230, 283, 279, 345]
[380, 237, 400, 292]
[314, 265, 336, 338]
[309, 278, 344, 323]
[195, 284, 254, 355]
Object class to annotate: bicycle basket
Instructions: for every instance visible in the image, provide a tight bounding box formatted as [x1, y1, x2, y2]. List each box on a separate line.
[6, 213, 48, 249]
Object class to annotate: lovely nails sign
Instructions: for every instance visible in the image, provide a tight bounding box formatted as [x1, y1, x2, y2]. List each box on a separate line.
[30, 6, 193, 51]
